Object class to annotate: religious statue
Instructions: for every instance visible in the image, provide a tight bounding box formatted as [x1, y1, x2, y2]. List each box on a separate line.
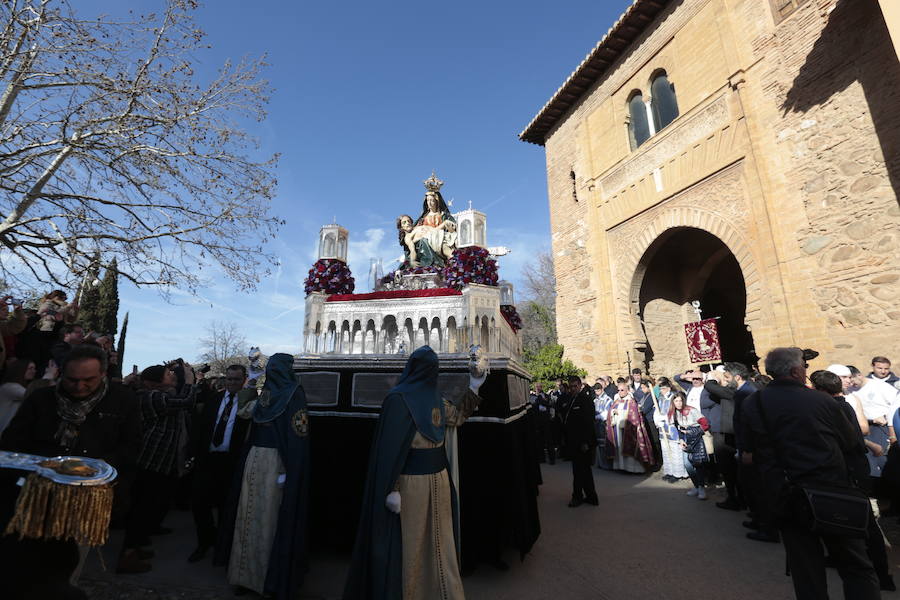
[396, 172, 457, 269]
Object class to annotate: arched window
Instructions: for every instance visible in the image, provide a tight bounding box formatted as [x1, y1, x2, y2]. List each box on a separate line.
[460, 220, 471, 245]
[627, 91, 651, 150]
[650, 72, 679, 132]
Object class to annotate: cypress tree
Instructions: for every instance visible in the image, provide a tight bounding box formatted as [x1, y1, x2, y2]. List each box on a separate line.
[77, 252, 102, 332]
[116, 311, 129, 377]
[98, 257, 120, 339]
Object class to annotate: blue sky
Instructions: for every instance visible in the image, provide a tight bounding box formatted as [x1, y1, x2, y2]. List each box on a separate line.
[75, 0, 634, 369]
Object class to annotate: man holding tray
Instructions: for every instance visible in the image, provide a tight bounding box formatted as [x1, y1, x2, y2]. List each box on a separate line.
[0, 344, 141, 599]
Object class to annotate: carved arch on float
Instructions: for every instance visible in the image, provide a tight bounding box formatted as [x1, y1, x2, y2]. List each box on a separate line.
[417, 317, 429, 349]
[326, 320, 337, 353]
[340, 320, 351, 353]
[381, 315, 399, 353]
[616, 208, 763, 353]
[312, 321, 321, 353]
[402, 318, 415, 351]
[430, 317, 441, 352]
[351, 319, 362, 354]
[364, 319, 376, 354]
[446, 316, 458, 353]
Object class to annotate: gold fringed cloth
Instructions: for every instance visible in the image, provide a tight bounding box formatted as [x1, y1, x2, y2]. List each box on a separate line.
[4, 473, 114, 547]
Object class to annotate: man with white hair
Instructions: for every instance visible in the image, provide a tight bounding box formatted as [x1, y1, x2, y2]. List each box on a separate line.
[741, 347, 879, 599]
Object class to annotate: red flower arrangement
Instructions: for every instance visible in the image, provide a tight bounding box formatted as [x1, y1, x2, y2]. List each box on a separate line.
[304, 259, 355, 296]
[442, 247, 499, 289]
[500, 304, 523, 332]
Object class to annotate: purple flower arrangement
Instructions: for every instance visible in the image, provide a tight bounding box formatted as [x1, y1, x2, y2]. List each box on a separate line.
[442, 247, 499, 289]
[402, 265, 442, 276]
[304, 259, 355, 296]
[500, 305, 523, 332]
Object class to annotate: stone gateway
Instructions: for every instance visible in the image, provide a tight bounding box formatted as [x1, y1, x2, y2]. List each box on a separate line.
[520, 0, 900, 377]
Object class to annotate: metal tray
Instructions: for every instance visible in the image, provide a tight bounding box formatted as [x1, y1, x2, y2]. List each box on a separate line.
[0, 451, 117, 486]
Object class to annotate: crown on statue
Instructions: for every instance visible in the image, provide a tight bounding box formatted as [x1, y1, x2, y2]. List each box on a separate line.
[424, 171, 444, 193]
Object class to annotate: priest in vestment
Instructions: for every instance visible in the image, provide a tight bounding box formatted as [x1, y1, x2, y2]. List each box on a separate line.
[605, 382, 655, 473]
[217, 353, 310, 599]
[343, 346, 483, 600]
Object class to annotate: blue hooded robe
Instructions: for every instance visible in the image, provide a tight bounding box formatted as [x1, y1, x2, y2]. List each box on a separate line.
[343, 346, 461, 599]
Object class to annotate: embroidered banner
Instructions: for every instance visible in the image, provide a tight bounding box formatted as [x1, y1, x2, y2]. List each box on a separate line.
[684, 319, 722, 364]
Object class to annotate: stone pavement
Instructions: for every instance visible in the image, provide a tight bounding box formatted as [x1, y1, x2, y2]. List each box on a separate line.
[80, 462, 900, 599]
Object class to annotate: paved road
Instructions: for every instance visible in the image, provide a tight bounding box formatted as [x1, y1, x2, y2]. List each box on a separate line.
[81, 462, 900, 599]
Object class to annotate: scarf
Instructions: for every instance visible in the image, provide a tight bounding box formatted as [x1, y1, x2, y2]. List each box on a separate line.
[55, 378, 108, 448]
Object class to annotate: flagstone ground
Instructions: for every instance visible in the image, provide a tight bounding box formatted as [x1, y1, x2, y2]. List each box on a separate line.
[80, 462, 900, 599]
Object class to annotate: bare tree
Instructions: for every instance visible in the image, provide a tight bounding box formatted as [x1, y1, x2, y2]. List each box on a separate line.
[519, 249, 557, 352]
[0, 0, 281, 294]
[197, 319, 247, 375]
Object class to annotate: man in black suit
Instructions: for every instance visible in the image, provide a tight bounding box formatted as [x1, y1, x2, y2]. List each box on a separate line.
[563, 375, 598, 507]
[188, 364, 253, 563]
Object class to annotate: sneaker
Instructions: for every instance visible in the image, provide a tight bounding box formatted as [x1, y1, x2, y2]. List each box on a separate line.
[697, 488, 708, 500]
[686, 488, 699, 497]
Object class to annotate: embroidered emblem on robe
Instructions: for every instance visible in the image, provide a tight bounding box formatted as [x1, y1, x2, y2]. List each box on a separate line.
[292, 409, 309, 436]
[431, 406, 442, 427]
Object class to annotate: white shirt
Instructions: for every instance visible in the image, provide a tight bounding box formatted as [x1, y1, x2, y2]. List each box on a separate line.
[686, 385, 703, 412]
[850, 378, 900, 421]
[210, 391, 240, 452]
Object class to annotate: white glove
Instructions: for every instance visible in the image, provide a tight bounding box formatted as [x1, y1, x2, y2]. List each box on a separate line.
[385, 491, 401, 514]
[469, 372, 487, 394]
[277, 473, 286, 489]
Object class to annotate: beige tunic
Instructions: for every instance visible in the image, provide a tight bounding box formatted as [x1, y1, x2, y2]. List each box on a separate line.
[228, 446, 285, 594]
[398, 390, 479, 600]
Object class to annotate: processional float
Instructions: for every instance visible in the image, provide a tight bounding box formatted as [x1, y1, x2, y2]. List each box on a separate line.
[296, 173, 541, 568]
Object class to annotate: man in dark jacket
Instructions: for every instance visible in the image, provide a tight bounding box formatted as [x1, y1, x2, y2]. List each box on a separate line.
[531, 382, 554, 464]
[563, 375, 598, 507]
[742, 347, 879, 599]
[706, 365, 739, 510]
[188, 364, 253, 563]
[0, 344, 141, 599]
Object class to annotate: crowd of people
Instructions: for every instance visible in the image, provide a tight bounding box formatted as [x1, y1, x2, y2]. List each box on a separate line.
[0, 292, 316, 599]
[0, 287, 488, 600]
[530, 350, 900, 598]
[3, 289, 900, 599]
